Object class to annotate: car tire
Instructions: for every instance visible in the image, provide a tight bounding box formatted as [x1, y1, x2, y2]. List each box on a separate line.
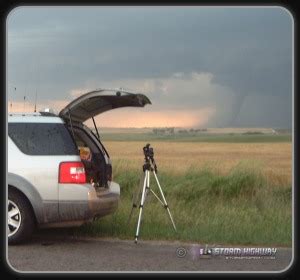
[8, 189, 35, 245]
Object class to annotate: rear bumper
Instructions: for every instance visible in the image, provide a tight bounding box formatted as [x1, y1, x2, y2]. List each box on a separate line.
[88, 182, 120, 219]
[40, 182, 120, 227]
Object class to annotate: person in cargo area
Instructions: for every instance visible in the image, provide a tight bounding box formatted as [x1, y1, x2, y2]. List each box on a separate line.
[80, 146, 92, 161]
[79, 147, 94, 185]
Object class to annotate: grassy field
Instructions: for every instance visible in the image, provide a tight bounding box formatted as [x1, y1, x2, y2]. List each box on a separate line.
[75, 137, 292, 246]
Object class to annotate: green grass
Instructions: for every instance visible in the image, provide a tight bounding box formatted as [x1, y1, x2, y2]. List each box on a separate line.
[74, 162, 292, 246]
[100, 133, 292, 143]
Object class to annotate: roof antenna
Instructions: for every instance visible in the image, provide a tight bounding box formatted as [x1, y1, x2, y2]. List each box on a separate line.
[10, 87, 16, 112]
[34, 89, 37, 112]
[23, 95, 26, 112]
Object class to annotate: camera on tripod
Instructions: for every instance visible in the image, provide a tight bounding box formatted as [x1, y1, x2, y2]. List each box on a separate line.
[142, 143, 157, 173]
[143, 143, 154, 159]
[128, 143, 177, 243]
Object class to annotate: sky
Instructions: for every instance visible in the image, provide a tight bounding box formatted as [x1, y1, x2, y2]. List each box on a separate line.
[7, 6, 293, 128]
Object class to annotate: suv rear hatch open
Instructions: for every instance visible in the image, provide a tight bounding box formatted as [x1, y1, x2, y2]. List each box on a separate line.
[59, 88, 151, 123]
[58, 88, 151, 188]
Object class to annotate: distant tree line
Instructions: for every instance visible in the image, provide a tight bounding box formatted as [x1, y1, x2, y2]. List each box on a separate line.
[152, 127, 207, 135]
[152, 127, 175, 135]
[178, 128, 207, 134]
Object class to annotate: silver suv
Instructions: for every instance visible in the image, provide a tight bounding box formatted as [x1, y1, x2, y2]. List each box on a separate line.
[7, 89, 151, 244]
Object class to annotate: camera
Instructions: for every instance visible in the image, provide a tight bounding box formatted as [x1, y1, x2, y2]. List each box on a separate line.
[143, 143, 154, 158]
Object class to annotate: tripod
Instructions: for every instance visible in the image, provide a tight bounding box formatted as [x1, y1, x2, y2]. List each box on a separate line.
[128, 144, 177, 243]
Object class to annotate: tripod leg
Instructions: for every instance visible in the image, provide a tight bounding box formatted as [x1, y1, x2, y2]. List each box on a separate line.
[127, 171, 145, 225]
[152, 171, 177, 232]
[135, 170, 149, 243]
[144, 167, 150, 202]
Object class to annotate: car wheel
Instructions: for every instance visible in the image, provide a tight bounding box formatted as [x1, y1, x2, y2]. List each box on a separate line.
[8, 189, 35, 244]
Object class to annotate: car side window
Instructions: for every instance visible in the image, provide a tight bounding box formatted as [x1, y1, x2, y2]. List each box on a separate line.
[8, 123, 78, 155]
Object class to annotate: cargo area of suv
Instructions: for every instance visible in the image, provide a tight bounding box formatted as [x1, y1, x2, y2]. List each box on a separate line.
[67, 124, 111, 188]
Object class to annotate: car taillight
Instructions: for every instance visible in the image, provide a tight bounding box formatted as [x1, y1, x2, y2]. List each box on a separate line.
[59, 162, 86, 184]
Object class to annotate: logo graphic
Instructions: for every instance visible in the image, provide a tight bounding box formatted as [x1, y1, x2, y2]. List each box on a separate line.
[176, 247, 187, 258]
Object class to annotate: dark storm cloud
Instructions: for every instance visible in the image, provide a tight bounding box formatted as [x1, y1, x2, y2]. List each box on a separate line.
[7, 7, 293, 127]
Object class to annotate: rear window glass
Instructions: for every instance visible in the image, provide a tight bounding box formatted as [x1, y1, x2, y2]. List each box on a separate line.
[8, 123, 78, 155]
